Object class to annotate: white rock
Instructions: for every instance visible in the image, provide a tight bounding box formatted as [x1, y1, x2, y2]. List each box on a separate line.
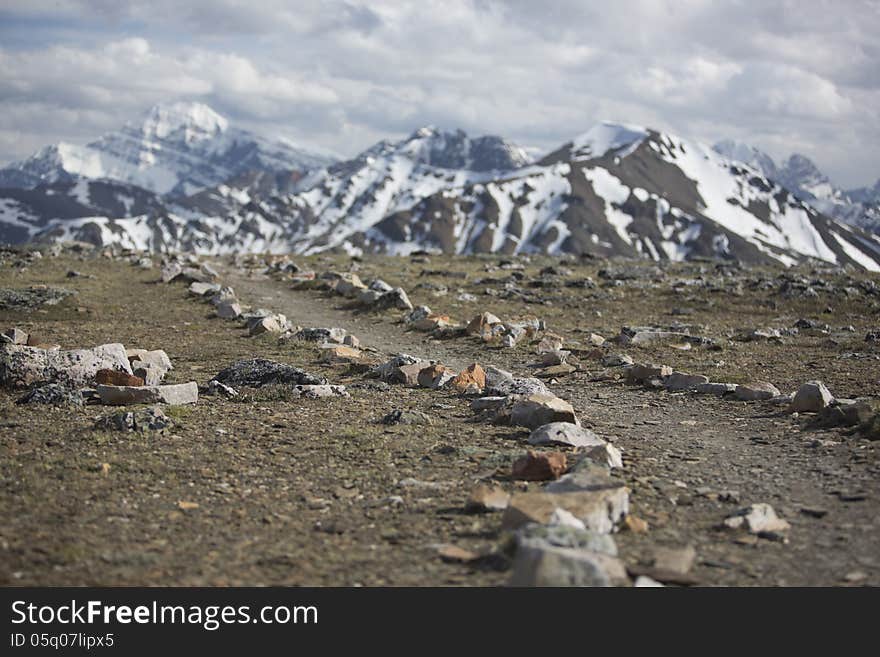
[733, 382, 781, 401]
[723, 503, 790, 534]
[528, 422, 604, 448]
[96, 382, 199, 406]
[585, 443, 624, 469]
[548, 508, 586, 530]
[789, 380, 834, 413]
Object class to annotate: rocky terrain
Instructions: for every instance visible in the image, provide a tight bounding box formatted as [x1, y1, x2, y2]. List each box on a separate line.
[0, 243, 878, 587]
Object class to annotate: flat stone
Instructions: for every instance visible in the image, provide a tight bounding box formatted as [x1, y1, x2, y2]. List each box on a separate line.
[382, 408, 432, 425]
[790, 380, 834, 413]
[545, 470, 624, 493]
[734, 382, 781, 401]
[96, 381, 199, 406]
[502, 489, 629, 534]
[319, 344, 366, 364]
[0, 342, 132, 389]
[664, 372, 710, 391]
[487, 376, 548, 397]
[627, 363, 672, 383]
[528, 422, 605, 448]
[512, 450, 567, 481]
[695, 382, 737, 395]
[188, 281, 221, 296]
[509, 394, 579, 429]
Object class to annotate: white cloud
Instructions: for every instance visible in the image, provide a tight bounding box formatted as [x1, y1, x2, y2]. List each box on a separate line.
[0, 0, 877, 187]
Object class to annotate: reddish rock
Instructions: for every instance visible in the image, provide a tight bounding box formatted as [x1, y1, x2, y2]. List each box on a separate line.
[450, 363, 486, 392]
[417, 363, 455, 388]
[512, 450, 567, 481]
[95, 369, 145, 387]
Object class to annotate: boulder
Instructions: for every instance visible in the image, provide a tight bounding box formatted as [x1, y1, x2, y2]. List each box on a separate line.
[733, 382, 781, 401]
[789, 380, 834, 413]
[0, 343, 132, 389]
[213, 359, 326, 387]
[509, 394, 579, 429]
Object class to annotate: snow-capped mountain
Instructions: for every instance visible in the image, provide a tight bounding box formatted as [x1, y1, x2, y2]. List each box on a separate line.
[713, 140, 880, 234]
[12, 120, 878, 271]
[0, 102, 335, 197]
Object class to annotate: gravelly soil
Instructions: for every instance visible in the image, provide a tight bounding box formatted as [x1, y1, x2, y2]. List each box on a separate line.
[1, 248, 878, 586]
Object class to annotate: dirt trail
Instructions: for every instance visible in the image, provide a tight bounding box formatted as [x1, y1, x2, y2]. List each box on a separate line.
[217, 265, 476, 370]
[217, 261, 880, 586]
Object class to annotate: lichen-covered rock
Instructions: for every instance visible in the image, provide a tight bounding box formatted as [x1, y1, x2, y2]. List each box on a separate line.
[16, 383, 84, 407]
[0, 343, 132, 389]
[212, 358, 326, 388]
[94, 406, 170, 431]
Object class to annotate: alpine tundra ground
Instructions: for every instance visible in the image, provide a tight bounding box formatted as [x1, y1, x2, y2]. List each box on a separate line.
[1, 246, 878, 586]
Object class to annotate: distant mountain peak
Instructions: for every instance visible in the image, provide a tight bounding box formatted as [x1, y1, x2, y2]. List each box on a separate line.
[569, 121, 649, 160]
[0, 101, 334, 196]
[137, 101, 229, 142]
[369, 125, 530, 172]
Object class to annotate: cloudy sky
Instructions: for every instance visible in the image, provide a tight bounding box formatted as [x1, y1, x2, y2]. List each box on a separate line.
[1, 0, 878, 187]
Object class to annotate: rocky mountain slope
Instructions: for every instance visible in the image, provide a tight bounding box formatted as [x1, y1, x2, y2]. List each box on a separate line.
[713, 140, 880, 234]
[0, 102, 335, 196]
[2, 110, 879, 270]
